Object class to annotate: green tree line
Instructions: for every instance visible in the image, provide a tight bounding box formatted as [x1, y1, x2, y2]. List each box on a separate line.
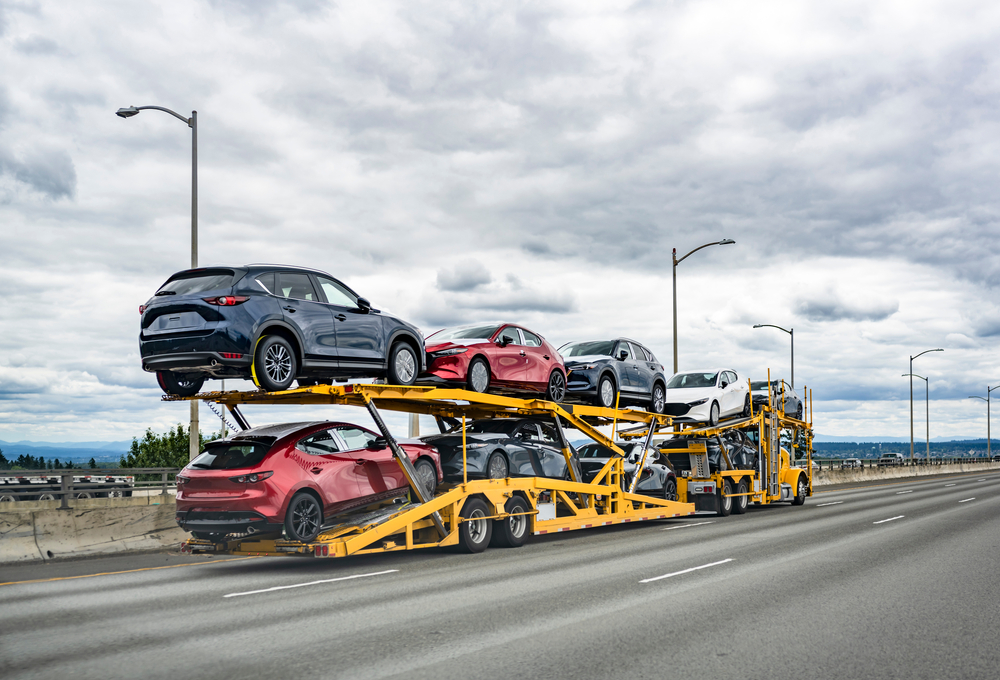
[0, 448, 98, 471]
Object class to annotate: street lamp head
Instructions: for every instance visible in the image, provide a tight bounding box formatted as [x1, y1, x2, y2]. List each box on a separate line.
[116, 106, 140, 118]
[718, 239, 736, 245]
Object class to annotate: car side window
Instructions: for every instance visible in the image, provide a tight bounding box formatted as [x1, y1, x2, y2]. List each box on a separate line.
[539, 423, 561, 445]
[298, 430, 342, 455]
[726, 371, 739, 385]
[255, 272, 275, 295]
[316, 276, 357, 308]
[514, 423, 538, 440]
[499, 327, 523, 346]
[629, 343, 647, 361]
[335, 426, 378, 451]
[278, 273, 318, 301]
[521, 330, 542, 347]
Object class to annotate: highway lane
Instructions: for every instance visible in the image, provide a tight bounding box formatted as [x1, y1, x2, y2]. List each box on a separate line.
[1, 470, 998, 680]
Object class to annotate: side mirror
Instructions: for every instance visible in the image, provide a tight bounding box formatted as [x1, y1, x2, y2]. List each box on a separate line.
[367, 436, 387, 450]
[498, 335, 513, 347]
[356, 297, 371, 313]
[617, 351, 627, 361]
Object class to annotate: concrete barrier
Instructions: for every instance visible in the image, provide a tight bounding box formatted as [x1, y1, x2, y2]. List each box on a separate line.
[0, 510, 43, 563]
[812, 461, 1000, 486]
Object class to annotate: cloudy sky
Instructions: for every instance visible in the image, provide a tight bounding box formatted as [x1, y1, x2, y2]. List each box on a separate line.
[1, 0, 998, 443]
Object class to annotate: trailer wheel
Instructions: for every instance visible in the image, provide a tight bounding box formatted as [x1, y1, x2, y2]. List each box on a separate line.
[284, 492, 323, 542]
[0, 493, 18, 502]
[37, 493, 57, 501]
[106, 488, 125, 498]
[490, 496, 529, 548]
[457, 498, 492, 553]
[732, 480, 748, 514]
[717, 479, 732, 517]
[74, 492, 93, 499]
[792, 476, 808, 505]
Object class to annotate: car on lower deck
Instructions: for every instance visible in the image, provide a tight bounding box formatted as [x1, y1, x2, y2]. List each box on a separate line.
[419, 417, 571, 481]
[139, 264, 425, 395]
[576, 441, 678, 500]
[175, 421, 442, 542]
[662, 368, 751, 425]
[421, 323, 567, 402]
[559, 338, 667, 412]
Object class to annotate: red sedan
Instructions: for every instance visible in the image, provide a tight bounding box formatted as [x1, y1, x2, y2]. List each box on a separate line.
[422, 323, 567, 401]
[175, 421, 442, 542]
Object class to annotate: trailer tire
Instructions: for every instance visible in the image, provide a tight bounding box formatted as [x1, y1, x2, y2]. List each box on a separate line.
[792, 475, 808, 505]
[74, 492, 93, 499]
[457, 498, 492, 553]
[717, 479, 732, 517]
[284, 492, 323, 542]
[0, 493, 18, 502]
[732, 480, 748, 514]
[37, 493, 57, 501]
[490, 496, 529, 548]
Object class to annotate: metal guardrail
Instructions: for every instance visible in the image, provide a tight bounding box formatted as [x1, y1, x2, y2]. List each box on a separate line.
[804, 458, 999, 471]
[0, 468, 182, 508]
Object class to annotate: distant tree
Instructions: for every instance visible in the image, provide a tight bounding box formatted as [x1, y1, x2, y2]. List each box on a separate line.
[89, 457, 97, 469]
[47, 459, 54, 470]
[120, 425, 219, 470]
[0, 449, 8, 470]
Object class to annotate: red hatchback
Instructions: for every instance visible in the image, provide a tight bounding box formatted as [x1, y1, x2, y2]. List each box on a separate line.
[423, 323, 567, 402]
[175, 421, 442, 542]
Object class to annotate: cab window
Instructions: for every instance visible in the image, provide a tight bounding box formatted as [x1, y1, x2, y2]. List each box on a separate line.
[335, 426, 378, 451]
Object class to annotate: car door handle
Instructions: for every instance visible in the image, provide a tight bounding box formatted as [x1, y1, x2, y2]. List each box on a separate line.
[310, 467, 322, 474]
[355, 459, 367, 465]
[519, 350, 526, 356]
[283, 306, 297, 313]
[335, 314, 347, 321]
[543, 355, 550, 360]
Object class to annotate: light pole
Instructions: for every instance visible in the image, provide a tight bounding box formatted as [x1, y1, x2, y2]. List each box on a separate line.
[908, 348, 942, 462]
[968, 384, 999, 458]
[903, 373, 929, 462]
[672, 239, 735, 373]
[753, 324, 794, 389]
[117, 104, 200, 461]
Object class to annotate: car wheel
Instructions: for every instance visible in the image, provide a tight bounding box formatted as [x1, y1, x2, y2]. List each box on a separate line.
[486, 451, 509, 479]
[106, 488, 125, 498]
[741, 394, 751, 418]
[388, 342, 418, 385]
[792, 475, 808, 506]
[284, 492, 323, 542]
[74, 492, 93, 499]
[0, 493, 18, 502]
[545, 370, 566, 403]
[37, 493, 57, 501]
[596, 375, 617, 408]
[490, 495, 529, 548]
[651, 382, 666, 414]
[795, 404, 804, 420]
[467, 357, 491, 393]
[156, 371, 205, 397]
[413, 458, 437, 499]
[717, 479, 732, 517]
[663, 477, 678, 503]
[457, 497, 492, 553]
[253, 335, 297, 392]
[732, 480, 748, 514]
[709, 401, 720, 426]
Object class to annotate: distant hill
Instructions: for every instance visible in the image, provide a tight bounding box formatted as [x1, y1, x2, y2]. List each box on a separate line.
[814, 434, 984, 443]
[0, 439, 132, 464]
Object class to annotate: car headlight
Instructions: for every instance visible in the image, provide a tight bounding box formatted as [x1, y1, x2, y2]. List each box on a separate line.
[687, 398, 709, 406]
[431, 348, 468, 357]
[464, 442, 489, 449]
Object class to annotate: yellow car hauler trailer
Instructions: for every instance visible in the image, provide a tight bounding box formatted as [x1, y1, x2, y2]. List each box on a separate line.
[168, 384, 696, 558]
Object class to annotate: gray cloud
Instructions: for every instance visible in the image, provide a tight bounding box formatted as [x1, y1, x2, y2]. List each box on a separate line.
[0, 146, 76, 200]
[15, 35, 59, 55]
[795, 293, 899, 322]
[436, 261, 492, 292]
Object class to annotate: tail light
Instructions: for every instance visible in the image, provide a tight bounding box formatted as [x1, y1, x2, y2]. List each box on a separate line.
[176, 475, 189, 487]
[228, 471, 274, 483]
[139, 305, 146, 315]
[203, 296, 249, 306]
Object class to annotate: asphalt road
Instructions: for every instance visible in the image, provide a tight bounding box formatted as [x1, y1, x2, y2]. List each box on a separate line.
[2, 470, 998, 680]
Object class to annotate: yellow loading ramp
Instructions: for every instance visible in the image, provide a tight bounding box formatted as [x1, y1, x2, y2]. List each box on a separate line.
[168, 384, 696, 558]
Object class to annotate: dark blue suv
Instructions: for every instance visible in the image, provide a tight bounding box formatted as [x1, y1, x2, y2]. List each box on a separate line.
[139, 265, 425, 395]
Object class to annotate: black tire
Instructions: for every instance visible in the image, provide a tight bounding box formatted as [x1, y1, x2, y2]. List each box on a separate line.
[0, 493, 18, 502]
[708, 401, 720, 426]
[388, 341, 418, 385]
[156, 371, 205, 397]
[490, 495, 529, 548]
[37, 493, 57, 501]
[413, 458, 437, 499]
[284, 492, 323, 541]
[732, 479, 748, 514]
[74, 491, 93, 499]
[486, 451, 509, 480]
[663, 477, 678, 502]
[466, 357, 491, 393]
[651, 382, 666, 414]
[741, 394, 751, 418]
[596, 374, 617, 408]
[253, 335, 297, 392]
[717, 479, 732, 517]
[105, 488, 126, 498]
[792, 475, 808, 505]
[457, 497, 492, 553]
[795, 404, 804, 420]
[545, 370, 566, 403]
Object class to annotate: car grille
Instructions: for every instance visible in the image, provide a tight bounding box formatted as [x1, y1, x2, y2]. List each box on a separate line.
[662, 403, 691, 417]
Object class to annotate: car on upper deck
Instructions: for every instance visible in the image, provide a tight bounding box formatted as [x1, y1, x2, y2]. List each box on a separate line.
[558, 338, 667, 412]
[662, 369, 751, 425]
[750, 379, 803, 419]
[139, 265, 425, 395]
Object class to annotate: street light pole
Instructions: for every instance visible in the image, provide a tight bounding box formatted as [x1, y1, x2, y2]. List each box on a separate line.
[116, 104, 200, 461]
[671, 239, 735, 373]
[753, 324, 794, 389]
[903, 374, 929, 462]
[968, 385, 999, 458]
[908, 348, 942, 462]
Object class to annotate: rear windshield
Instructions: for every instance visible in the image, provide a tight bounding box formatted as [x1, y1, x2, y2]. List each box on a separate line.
[667, 372, 718, 389]
[578, 443, 618, 458]
[189, 442, 272, 469]
[428, 325, 501, 342]
[158, 270, 236, 296]
[560, 341, 614, 357]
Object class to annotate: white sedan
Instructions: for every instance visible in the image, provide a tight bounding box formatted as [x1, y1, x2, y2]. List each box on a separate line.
[662, 369, 751, 425]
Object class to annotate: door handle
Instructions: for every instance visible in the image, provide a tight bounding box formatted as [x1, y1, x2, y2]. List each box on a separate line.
[354, 459, 367, 465]
[283, 306, 297, 313]
[310, 467, 322, 474]
[543, 355, 550, 360]
[519, 350, 526, 356]
[335, 314, 347, 321]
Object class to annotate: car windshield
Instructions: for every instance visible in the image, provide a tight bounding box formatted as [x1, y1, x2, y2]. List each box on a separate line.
[750, 381, 772, 391]
[428, 324, 501, 343]
[158, 270, 235, 296]
[666, 372, 718, 389]
[465, 420, 519, 435]
[560, 341, 614, 357]
[189, 442, 272, 469]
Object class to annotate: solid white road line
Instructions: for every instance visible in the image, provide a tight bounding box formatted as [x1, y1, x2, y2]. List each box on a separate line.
[873, 516, 904, 524]
[224, 569, 399, 598]
[640, 559, 733, 584]
[978, 478, 986, 481]
[959, 498, 976, 503]
[817, 501, 844, 507]
[945, 484, 956, 487]
[661, 521, 715, 531]
[896, 491, 913, 495]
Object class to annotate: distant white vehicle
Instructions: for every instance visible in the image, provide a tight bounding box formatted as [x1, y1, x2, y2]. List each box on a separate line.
[662, 369, 751, 426]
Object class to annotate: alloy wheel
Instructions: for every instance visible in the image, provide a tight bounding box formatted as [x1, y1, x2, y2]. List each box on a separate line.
[488, 453, 509, 479]
[292, 498, 320, 537]
[265, 344, 292, 383]
[652, 385, 665, 413]
[547, 371, 566, 402]
[394, 347, 416, 384]
[470, 361, 490, 392]
[599, 378, 615, 407]
[507, 510, 527, 539]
